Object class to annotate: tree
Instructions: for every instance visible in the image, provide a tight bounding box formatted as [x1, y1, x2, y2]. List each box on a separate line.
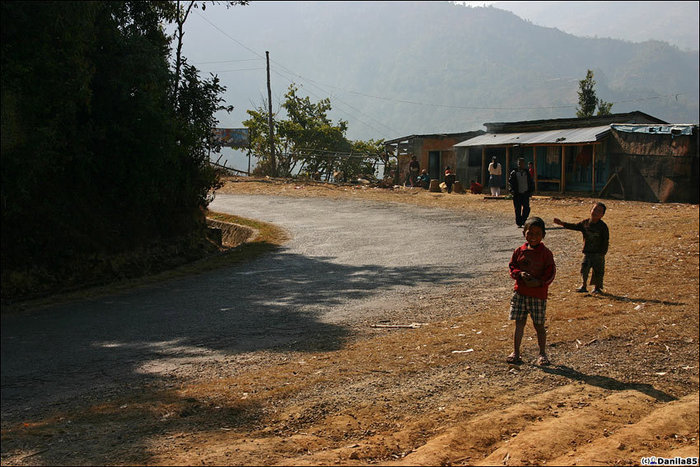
[1, 1, 239, 298]
[245, 84, 350, 178]
[168, 1, 248, 104]
[343, 139, 385, 181]
[278, 84, 351, 178]
[243, 85, 385, 181]
[576, 69, 613, 118]
[596, 99, 613, 116]
[243, 101, 291, 176]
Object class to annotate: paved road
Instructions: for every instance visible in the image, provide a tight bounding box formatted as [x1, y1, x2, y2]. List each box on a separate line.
[1, 194, 519, 418]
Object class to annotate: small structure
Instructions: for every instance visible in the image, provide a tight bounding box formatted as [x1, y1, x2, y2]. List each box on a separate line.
[454, 111, 698, 203]
[604, 124, 698, 203]
[384, 131, 484, 185]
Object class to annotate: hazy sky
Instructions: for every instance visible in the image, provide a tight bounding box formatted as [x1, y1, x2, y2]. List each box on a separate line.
[177, 1, 699, 169]
[457, 1, 699, 50]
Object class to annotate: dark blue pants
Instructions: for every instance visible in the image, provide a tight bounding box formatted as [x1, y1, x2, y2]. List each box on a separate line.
[513, 194, 531, 226]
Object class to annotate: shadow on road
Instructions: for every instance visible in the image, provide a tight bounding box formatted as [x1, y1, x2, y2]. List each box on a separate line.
[2, 250, 473, 411]
[0, 249, 476, 464]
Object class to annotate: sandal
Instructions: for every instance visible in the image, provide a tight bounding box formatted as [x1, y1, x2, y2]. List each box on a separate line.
[506, 353, 523, 364]
[537, 355, 551, 366]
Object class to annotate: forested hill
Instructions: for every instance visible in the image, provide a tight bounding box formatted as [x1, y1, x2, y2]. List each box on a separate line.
[196, 1, 699, 141]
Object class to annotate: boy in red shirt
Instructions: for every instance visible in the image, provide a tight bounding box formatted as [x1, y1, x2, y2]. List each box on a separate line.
[507, 217, 556, 366]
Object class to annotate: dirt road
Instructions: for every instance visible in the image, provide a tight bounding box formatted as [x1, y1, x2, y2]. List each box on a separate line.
[1, 194, 515, 419]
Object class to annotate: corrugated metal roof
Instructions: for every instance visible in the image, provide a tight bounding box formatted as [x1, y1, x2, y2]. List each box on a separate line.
[611, 124, 696, 135]
[455, 125, 611, 147]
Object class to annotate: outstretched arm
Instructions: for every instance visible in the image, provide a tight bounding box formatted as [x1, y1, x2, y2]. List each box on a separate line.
[554, 218, 582, 231]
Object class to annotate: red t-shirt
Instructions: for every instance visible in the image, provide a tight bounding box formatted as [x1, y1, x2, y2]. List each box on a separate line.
[509, 242, 556, 300]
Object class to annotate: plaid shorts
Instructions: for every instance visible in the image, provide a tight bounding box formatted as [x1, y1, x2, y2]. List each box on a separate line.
[509, 292, 547, 325]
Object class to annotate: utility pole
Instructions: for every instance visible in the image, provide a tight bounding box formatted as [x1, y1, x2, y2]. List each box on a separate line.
[266, 51, 276, 176]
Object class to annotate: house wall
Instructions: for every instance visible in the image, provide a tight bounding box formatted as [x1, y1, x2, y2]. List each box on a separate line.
[415, 137, 461, 180]
[393, 132, 483, 185]
[606, 129, 699, 203]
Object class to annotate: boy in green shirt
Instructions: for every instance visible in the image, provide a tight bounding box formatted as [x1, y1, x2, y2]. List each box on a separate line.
[553, 202, 609, 295]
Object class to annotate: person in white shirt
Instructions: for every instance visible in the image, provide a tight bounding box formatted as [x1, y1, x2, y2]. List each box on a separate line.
[488, 156, 502, 196]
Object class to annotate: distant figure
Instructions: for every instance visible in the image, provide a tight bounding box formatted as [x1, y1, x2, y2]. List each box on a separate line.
[470, 179, 483, 194]
[553, 202, 609, 295]
[444, 166, 456, 193]
[417, 169, 430, 189]
[407, 155, 420, 187]
[507, 217, 556, 366]
[528, 161, 535, 180]
[488, 156, 502, 197]
[508, 157, 535, 228]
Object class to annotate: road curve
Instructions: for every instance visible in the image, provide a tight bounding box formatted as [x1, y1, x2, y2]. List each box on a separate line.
[1, 194, 519, 418]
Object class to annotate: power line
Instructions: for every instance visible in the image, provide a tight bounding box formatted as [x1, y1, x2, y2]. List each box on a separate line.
[208, 67, 266, 73]
[270, 67, 398, 136]
[194, 11, 266, 60]
[192, 58, 264, 65]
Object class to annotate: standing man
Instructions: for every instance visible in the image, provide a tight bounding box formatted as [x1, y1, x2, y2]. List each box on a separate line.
[408, 155, 420, 187]
[508, 157, 535, 227]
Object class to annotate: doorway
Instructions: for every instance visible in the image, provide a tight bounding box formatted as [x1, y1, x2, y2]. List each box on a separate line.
[429, 151, 441, 180]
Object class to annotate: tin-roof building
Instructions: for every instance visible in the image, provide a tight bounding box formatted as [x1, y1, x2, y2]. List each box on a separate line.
[454, 111, 698, 203]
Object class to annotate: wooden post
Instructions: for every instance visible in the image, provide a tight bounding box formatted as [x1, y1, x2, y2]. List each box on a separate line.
[266, 51, 276, 176]
[591, 144, 596, 193]
[560, 146, 566, 193]
[505, 146, 510, 190]
[481, 147, 486, 185]
[533, 146, 538, 193]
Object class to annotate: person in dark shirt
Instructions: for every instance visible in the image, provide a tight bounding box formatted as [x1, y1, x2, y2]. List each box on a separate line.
[407, 155, 420, 187]
[508, 158, 535, 227]
[554, 202, 609, 294]
[444, 166, 456, 193]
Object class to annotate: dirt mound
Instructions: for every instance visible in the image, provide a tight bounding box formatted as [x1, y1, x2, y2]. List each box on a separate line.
[398, 388, 698, 466]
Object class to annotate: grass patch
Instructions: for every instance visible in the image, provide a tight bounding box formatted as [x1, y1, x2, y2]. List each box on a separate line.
[1, 212, 289, 314]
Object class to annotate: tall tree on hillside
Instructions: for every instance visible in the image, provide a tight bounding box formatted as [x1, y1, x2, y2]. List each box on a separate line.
[576, 69, 613, 118]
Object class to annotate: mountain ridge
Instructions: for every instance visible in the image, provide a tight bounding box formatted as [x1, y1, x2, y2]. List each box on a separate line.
[181, 1, 699, 142]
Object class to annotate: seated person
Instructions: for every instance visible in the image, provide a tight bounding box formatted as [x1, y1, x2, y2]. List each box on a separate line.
[417, 169, 430, 189]
[470, 179, 483, 194]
